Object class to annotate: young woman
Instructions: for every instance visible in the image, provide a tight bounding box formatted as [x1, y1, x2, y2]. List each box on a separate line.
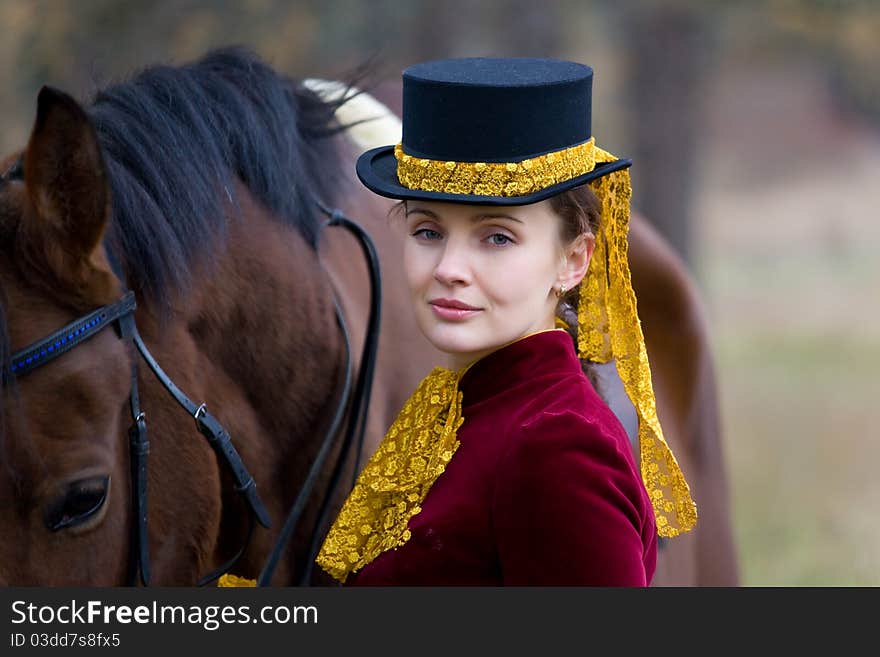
[316, 57, 697, 585]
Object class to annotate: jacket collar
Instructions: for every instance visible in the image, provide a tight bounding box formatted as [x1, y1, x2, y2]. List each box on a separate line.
[459, 329, 581, 408]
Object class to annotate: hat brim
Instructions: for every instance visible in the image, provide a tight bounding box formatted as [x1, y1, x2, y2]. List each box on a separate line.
[356, 145, 632, 206]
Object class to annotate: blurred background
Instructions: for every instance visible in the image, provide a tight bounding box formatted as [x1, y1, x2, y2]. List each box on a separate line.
[1, 0, 877, 585]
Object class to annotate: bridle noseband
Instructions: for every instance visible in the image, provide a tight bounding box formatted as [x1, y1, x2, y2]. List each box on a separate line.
[7, 203, 381, 587]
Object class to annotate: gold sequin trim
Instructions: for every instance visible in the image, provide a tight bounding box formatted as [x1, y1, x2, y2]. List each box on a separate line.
[316, 367, 464, 583]
[394, 138, 598, 197]
[578, 146, 698, 537]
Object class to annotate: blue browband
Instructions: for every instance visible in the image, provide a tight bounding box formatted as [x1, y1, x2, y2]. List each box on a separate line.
[6, 288, 271, 586]
[10, 292, 137, 377]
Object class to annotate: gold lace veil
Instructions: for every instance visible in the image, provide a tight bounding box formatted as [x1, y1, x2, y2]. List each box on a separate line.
[578, 146, 697, 538]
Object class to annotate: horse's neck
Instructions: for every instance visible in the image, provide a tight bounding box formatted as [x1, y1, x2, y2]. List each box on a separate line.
[189, 186, 343, 433]
[124, 128, 430, 583]
[129, 184, 347, 583]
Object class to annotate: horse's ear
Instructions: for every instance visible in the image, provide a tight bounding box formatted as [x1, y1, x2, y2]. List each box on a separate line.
[24, 86, 109, 260]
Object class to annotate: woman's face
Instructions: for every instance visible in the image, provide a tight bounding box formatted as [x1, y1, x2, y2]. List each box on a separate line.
[402, 199, 587, 369]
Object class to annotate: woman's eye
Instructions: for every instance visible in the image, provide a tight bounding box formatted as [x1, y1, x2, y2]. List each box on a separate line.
[487, 233, 513, 246]
[413, 228, 442, 241]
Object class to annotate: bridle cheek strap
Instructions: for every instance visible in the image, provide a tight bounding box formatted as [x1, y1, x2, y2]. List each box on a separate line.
[129, 329, 271, 529]
[117, 312, 151, 587]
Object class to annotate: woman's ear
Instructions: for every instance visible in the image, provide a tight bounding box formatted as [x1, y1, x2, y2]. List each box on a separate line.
[557, 233, 595, 291]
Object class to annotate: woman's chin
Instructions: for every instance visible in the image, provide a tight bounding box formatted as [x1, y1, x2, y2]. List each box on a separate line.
[419, 328, 499, 365]
[429, 339, 482, 359]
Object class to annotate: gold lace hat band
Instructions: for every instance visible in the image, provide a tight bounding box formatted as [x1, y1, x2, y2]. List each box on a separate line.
[394, 138, 599, 197]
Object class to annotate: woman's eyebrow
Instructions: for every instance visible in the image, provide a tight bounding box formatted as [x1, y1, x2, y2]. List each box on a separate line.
[404, 207, 523, 224]
[405, 206, 438, 218]
[473, 213, 523, 224]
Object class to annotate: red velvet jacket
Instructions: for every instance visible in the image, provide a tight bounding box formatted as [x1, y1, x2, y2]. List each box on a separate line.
[350, 330, 657, 586]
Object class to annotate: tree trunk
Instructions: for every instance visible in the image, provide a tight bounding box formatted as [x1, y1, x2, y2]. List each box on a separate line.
[620, 4, 714, 267]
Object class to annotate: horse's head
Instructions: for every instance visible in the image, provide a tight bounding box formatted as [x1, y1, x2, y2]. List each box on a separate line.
[0, 87, 133, 585]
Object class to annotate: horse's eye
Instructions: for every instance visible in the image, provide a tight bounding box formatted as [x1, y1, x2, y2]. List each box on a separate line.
[44, 475, 110, 532]
[4, 157, 23, 180]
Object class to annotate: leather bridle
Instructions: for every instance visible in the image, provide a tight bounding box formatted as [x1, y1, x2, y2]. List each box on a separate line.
[7, 202, 381, 587]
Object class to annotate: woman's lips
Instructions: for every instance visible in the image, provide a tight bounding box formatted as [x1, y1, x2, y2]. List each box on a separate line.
[429, 299, 482, 321]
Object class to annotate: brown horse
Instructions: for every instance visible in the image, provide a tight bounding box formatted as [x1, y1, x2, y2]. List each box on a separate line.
[0, 48, 442, 586]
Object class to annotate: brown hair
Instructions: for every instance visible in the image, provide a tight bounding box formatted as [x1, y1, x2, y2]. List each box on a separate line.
[548, 184, 602, 244]
[548, 184, 601, 308]
[548, 185, 605, 392]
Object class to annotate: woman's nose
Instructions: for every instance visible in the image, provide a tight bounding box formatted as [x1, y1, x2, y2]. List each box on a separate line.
[433, 241, 471, 286]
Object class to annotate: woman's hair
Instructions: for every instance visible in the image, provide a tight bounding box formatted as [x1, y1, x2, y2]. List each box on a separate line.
[549, 184, 601, 245]
[549, 184, 601, 311]
[549, 185, 604, 393]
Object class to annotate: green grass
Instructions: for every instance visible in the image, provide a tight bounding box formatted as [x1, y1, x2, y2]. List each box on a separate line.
[714, 332, 880, 585]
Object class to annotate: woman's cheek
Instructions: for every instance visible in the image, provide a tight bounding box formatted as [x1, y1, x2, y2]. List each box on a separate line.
[402, 247, 423, 290]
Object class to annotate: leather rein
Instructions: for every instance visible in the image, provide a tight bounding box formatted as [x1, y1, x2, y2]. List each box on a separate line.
[8, 202, 381, 587]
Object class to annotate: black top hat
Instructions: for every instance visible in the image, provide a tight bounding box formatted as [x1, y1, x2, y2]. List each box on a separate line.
[356, 57, 632, 206]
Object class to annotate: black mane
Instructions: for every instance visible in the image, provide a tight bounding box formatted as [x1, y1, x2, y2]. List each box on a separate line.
[90, 47, 350, 311]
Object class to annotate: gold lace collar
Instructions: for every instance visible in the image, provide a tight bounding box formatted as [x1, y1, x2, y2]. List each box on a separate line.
[315, 367, 464, 583]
